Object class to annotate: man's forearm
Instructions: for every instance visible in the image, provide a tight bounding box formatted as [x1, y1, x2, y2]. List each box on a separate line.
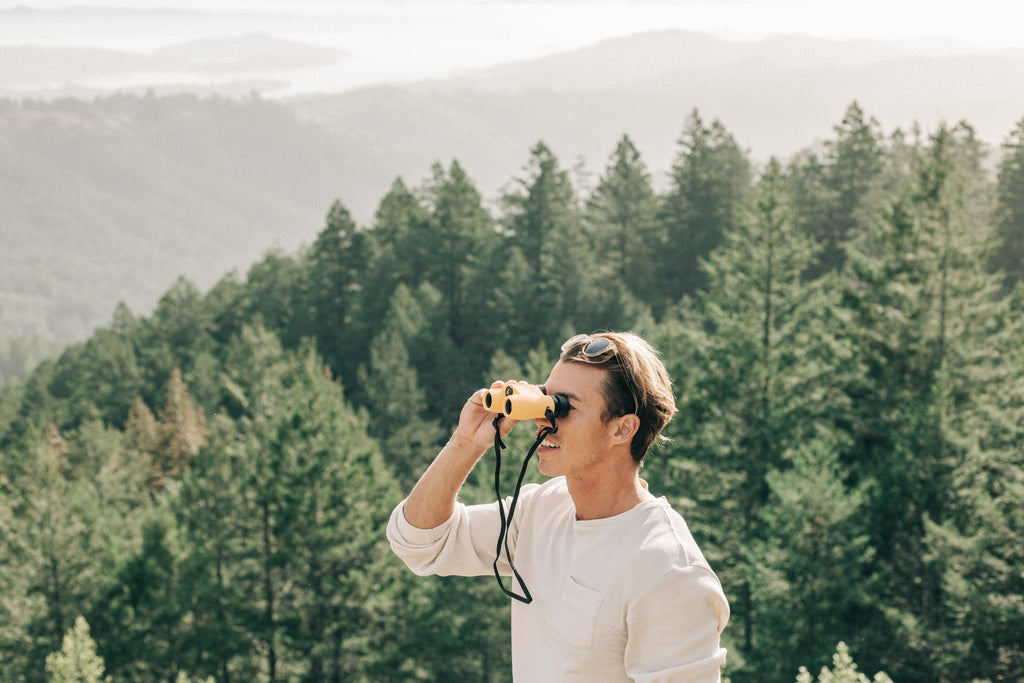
[402, 433, 487, 529]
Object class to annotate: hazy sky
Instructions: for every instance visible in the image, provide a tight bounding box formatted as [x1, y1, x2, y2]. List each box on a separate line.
[3, 0, 1020, 97]
[3, 0, 1022, 52]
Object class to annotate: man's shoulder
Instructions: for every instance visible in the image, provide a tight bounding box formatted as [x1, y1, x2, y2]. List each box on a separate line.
[633, 499, 714, 573]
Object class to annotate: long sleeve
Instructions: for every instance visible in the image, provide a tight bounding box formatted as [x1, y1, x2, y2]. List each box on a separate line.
[387, 490, 536, 578]
[387, 478, 730, 683]
[624, 565, 730, 682]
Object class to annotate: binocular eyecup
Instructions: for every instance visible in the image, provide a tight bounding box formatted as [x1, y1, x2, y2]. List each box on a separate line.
[482, 382, 570, 420]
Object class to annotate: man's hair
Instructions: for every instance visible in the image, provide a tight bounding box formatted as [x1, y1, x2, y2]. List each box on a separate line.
[559, 332, 677, 464]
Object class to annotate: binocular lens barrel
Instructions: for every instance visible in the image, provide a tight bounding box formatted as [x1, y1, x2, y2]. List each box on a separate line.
[481, 383, 569, 419]
[503, 393, 570, 420]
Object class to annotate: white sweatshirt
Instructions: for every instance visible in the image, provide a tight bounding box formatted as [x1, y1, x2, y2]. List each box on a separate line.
[387, 477, 730, 682]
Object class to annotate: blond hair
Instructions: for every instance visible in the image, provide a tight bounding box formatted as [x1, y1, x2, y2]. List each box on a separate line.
[559, 332, 677, 463]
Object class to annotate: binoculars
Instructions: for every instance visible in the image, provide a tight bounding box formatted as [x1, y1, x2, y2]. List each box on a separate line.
[482, 382, 570, 420]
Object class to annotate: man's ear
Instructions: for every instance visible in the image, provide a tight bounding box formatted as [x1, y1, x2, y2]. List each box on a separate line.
[612, 413, 640, 443]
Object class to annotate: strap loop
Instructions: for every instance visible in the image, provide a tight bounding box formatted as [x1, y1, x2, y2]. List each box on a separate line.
[491, 413, 559, 604]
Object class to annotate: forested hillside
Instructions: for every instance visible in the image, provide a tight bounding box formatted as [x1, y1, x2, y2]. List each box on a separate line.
[2, 101, 1024, 682]
[0, 94, 388, 345]
[6, 30, 1024, 367]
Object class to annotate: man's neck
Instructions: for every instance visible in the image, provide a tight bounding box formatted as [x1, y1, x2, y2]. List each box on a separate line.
[566, 458, 652, 521]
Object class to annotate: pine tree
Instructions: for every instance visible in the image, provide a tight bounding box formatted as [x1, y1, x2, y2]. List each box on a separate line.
[215, 324, 403, 679]
[840, 122, 1004, 680]
[420, 160, 500, 349]
[786, 149, 831, 248]
[918, 133, 1024, 681]
[45, 327, 141, 430]
[756, 441, 876, 681]
[991, 115, 1024, 288]
[0, 425, 109, 679]
[357, 292, 446, 489]
[149, 368, 208, 490]
[659, 158, 857, 681]
[657, 109, 752, 302]
[368, 176, 434, 291]
[818, 101, 887, 274]
[45, 616, 110, 683]
[241, 249, 306, 349]
[304, 200, 369, 387]
[136, 277, 216, 408]
[171, 418, 258, 682]
[96, 512, 188, 681]
[586, 134, 661, 309]
[796, 642, 893, 683]
[499, 141, 592, 353]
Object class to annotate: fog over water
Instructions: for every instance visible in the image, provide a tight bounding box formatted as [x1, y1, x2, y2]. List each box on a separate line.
[3, 1, 1022, 97]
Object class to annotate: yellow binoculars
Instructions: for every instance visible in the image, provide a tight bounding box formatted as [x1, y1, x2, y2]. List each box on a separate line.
[482, 382, 570, 420]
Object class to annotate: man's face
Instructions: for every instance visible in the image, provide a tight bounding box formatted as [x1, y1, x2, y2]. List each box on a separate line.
[533, 361, 620, 479]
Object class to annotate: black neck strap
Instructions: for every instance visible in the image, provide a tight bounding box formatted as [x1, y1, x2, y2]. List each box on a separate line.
[490, 414, 558, 604]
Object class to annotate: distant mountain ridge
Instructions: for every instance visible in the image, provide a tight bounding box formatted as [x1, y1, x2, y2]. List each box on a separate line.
[0, 33, 344, 92]
[288, 30, 1024, 206]
[3, 29, 1024, 353]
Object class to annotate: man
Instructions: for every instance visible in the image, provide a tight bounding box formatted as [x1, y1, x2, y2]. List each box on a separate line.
[386, 332, 729, 681]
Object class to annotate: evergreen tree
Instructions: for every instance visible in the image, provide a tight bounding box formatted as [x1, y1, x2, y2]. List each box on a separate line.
[373, 281, 467, 429]
[796, 642, 893, 683]
[657, 109, 752, 302]
[840, 122, 1002, 680]
[149, 367, 208, 490]
[586, 134, 661, 308]
[0, 426, 109, 681]
[369, 176, 434, 291]
[203, 271, 247, 348]
[42, 326, 141, 431]
[67, 417, 150, 562]
[421, 160, 500, 349]
[818, 101, 887, 274]
[216, 324, 402, 679]
[756, 441, 876, 681]
[45, 616, 110, 683]
[660, 159, 857, 682]
[918, 138, 1024, 682]
[135, 277, 216, 413]
[171, 417, 259, 682]
[304, 200, 369, 388]
[991, 115, 1024, 288]
[242, 249, 306, 350]
[97, 512, 189, 681]
[357, 289, 447, 489]
[499, 141, 593, 353]
[786, 149, 831, 252]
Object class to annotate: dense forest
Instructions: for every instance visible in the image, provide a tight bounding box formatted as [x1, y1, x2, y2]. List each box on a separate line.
[2, 99, 1024, 682]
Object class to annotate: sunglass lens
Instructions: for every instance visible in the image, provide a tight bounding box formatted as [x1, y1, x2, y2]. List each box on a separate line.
[561, 334, 589, 352]
[583, 338, 614, 357]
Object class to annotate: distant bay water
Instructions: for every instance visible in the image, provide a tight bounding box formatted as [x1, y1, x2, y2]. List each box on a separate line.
[0, 2, 774, 97]
[5, 0, 1019, 99]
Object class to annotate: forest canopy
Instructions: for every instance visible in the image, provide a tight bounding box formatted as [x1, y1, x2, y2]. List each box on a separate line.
[2, 99, 1024, 682]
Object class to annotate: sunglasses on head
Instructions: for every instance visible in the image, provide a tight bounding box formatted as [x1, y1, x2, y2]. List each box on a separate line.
[561, 334, 639, 415]
[561, 334, 616, 358]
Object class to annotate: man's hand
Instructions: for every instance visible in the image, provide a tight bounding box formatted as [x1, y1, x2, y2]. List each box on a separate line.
[452, 381, 525, 452]
[403, 381, 529, 529]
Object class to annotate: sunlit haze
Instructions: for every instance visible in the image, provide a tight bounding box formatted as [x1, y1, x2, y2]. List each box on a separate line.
[3, 0, 1020, 99]
[3, 1, 1021, 53]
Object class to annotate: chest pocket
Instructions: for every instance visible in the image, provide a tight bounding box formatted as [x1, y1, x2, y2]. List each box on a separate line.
[553, 577, 604, 652]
